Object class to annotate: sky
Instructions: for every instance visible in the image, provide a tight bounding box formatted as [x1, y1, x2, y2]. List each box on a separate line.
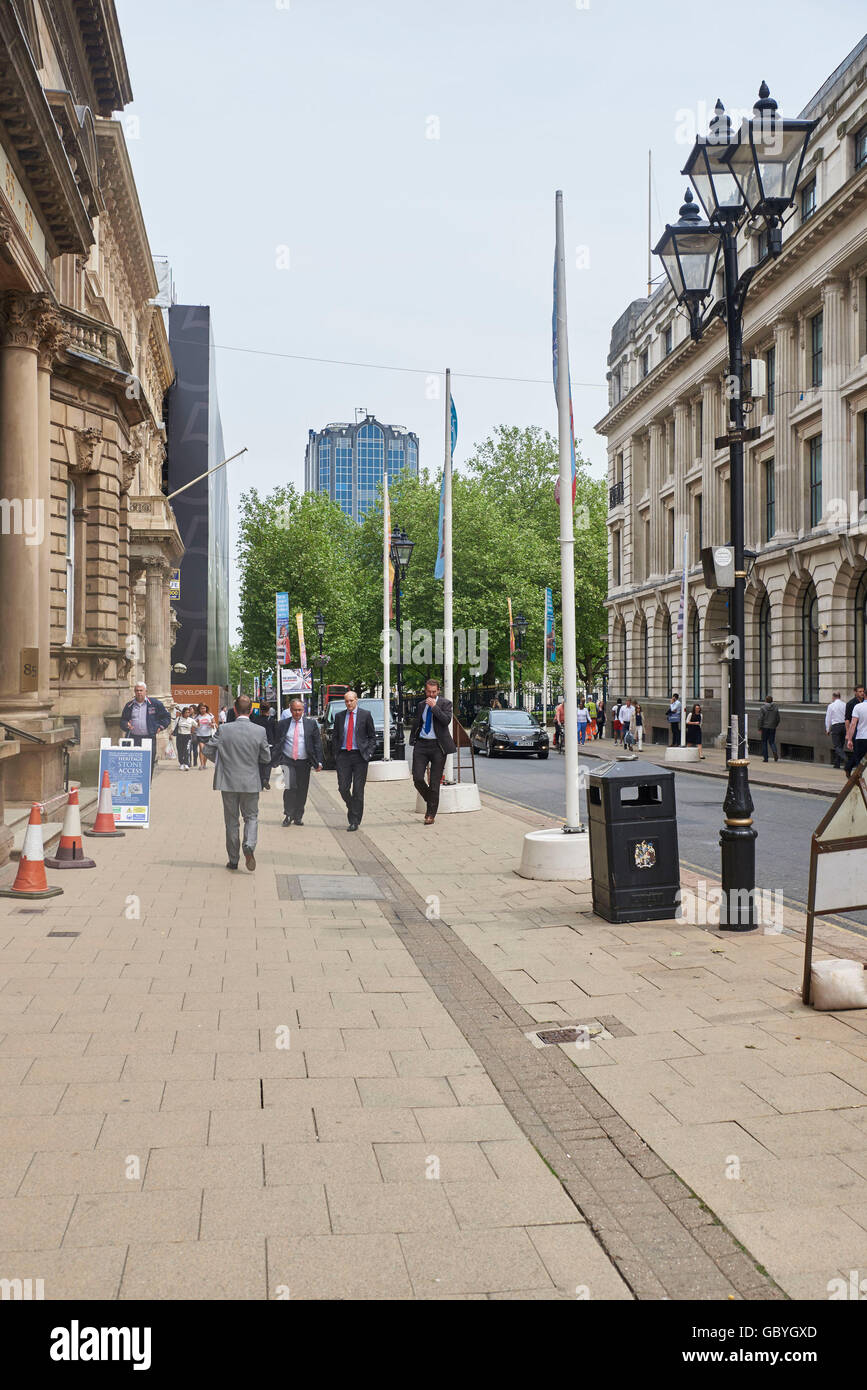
[114, 0, 867, 638]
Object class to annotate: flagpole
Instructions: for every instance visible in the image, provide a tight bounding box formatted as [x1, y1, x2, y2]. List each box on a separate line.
[543, 589, 548, 733]
[443, 368, 454, 782]
[555, 191, 581, 832]
[383, 479, 391, 762]
[680, 529, 689, 748]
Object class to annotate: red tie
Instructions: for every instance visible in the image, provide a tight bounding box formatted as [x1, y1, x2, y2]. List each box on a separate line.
[347, 711, 354, 750]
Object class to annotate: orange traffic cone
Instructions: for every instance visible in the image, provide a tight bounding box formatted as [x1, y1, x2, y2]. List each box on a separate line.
[83, 770, 125, 838]
[45, 789, 96, 869]
[0, 804, 63, 899]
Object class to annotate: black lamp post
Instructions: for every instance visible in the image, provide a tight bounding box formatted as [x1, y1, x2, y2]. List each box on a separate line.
[390, 525, 414, 747]
[513, 611, 528, 709]
[654, 86, 814, 929]
[314, 610, 326, 714]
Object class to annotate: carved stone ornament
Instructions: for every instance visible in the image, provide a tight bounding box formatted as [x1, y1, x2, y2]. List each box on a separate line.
[37, 311, 70, 371]
[93, 655, 111, 680]
[0, 290, 52, 350]
[70, 427, 103, 475]
[61, 653, 81, 681]
[120, 449, 139, 496]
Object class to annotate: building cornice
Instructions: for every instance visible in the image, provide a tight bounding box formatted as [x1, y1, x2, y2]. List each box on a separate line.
[95, 118, 159, 309]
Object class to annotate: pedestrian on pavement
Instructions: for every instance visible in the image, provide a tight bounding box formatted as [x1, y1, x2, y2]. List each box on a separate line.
[120, 681, 171, 781]
[174, 706, 196, 770]
[253, 701, 277, 790]
[586, 694, 597, 740]
[612, 699, 623, 745]
[206, 694, 271, 872]
[596, 697, 605, 739]
[195, 704, 216, 768]
[491, 694, 502, 710]
[826, 691, 847, 770]
[844, 685, 867, 773]
[219, 706, 228, 724]
[667, 692, 682, 746]
[634, 702, 644, 751]
[272, 697, 323, 826]
[620, 697, 635, 750]
[410, 677, 457, 826]
[758, 694, 780, 762]
[334, 690, 376, 830]
[553, 697, 565, 753]
[686, 702, 704, 757]
[576, 696, 590, 745]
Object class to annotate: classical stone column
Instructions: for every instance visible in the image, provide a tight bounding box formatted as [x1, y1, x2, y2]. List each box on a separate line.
[0, 292, 52, 714]
[772, 318, 798, 539]
[648, 421, 664, 578]
[143, 558, 170, 697]
[819, 278, 848, 523]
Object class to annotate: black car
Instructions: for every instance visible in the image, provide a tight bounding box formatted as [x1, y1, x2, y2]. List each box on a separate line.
[470, 710, 549, 758]
[320, 698, 401, 768]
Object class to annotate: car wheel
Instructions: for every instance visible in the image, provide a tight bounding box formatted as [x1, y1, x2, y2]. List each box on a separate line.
[537, 750, 548, 760]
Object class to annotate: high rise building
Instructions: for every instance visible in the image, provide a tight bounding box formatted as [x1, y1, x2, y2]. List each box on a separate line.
[165, 304, 230, 688]
[305, 413, 419, 520]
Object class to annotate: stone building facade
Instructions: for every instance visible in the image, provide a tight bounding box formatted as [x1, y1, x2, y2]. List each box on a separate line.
[596, 37, 867, 763]
[0, 0, 180, 871]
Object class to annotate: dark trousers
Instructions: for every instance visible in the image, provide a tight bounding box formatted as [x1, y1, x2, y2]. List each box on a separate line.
[131, 734, 157, 782]
[830, 722, 846, 769]
[669, 721, 680, 746]
[847, 738, 867, 775]
[412, 741, 446, 818]
[280, 758, 311, 820]
[176, 733, 192, 767]
[336, 750, 368, 824]
[760, 728, 778, 761]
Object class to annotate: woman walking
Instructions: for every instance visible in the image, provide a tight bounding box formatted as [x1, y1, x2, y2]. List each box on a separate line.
[635, 702, 644, 752]
[174, 706, 196, 770]
[195, 703, 216, 768]
[686, 702, 704, 757]
[576, 697, 590, 746]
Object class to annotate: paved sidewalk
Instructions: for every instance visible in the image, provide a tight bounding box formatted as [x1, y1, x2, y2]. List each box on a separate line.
[325, 774, 867, 1301]
[0, 764, 628, 1301]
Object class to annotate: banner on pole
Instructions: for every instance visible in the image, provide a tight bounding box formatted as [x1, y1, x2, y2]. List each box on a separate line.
[276, 592, 291, 665]
[282, 668, 313, 695]
[545, 587, 556, 662]
[552, 258, 577, 506]
[296, 613, 307, 669]
[98, 738, 151, 828]
[508, 597, 515, 657]
[434, 395, 458, 581]
[384, 478, 394, 619]
[677, 532, 688, 639]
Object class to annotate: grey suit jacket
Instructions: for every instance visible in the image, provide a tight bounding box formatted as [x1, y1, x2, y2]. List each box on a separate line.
[209, 717, 271, 792]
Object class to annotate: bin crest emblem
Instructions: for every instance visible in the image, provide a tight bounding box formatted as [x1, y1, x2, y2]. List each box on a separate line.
[634, 838, 656, 870]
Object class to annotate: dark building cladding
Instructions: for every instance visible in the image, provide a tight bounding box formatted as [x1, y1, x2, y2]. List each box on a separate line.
[165, 305, 230, 687]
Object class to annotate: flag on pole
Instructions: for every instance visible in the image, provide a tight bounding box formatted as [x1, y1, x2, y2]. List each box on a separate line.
[552, 258, 577, 506]
[384, 478, 394, 620]
[296, 613, 307, 669]
[545, 587, 556, 663]
[434, 396, 457, 580]
[508, 596, 515, 657]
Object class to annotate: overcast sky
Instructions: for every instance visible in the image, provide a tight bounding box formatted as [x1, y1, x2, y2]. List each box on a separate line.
[115, 0, 866, 637]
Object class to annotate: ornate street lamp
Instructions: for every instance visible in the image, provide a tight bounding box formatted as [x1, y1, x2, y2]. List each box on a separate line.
[390, 525, 414, 749]
[655, 83, 815, 930]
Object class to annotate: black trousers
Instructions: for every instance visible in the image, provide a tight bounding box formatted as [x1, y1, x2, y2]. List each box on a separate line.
[830, 722, 846, 768]
[336, 750, 368, 824]
[131, 733, 158, 782]
[280, 758, 311, 819]
[176, 733, 192, 767]
[846, 738, 867, 775]
[412, 741, 446, 818]
[760, 728, 778, 760]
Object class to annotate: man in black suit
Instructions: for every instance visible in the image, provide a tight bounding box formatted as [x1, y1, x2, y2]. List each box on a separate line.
[333, 690, 376, 830]
[271, 698, 323, 825]
[253, 701, 277, 789]
[409, 677, 457, 825]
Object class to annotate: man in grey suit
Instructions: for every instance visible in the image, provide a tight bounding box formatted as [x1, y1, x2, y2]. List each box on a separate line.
[207, 694, 272, 871]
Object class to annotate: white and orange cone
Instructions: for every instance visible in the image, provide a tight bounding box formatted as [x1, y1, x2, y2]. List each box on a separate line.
[83, 770, 125, 838]
[45, 789, 96, 869]
[0, 804, 63, 899]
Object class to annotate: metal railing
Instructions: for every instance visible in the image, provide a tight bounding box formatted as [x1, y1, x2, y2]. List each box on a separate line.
[609, 480, 624, 508]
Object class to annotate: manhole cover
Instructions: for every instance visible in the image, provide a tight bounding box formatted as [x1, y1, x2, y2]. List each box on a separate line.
[525, 1022, 611, 1049]
[276, 873, 387, 901]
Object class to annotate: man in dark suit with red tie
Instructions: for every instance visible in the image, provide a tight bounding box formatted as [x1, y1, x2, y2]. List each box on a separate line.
[409, 677, 456, 825]
[333, 690, 376, 830]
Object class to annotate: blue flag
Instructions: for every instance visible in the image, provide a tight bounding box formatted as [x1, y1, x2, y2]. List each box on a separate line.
[545, 587, 556, 664]
[435, 396, 458, 580]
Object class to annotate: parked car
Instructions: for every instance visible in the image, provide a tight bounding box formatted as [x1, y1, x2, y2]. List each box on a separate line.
[470, 709, 549, 758]
[319, 698, 400, 768]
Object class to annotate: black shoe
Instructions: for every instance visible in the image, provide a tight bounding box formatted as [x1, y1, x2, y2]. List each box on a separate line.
[762, 758, 768, 762]
[263, 782, 271, 790]
[294, 817, 303, 826]
[226, 861, 238, 871]
[348, 822, 358, 832]
[282, 816, 291, 827]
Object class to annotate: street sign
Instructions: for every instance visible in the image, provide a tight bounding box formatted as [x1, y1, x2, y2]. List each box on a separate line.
[98, 738, 151, 828]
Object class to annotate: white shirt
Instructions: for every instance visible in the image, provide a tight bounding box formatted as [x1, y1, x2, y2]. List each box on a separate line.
[129, 700, 149, 735]
[576, 707, 589, 725]
[283, 716, 307, 760]
[851, 701, 867, 741]
[826, 698, 846, 731]
[620, 704, 634, 728]
[176, 716, 195, 734]
[196, 714, 215, 736]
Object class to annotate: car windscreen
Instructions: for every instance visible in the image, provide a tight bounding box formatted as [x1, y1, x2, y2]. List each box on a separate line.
[490, 712, 539, 728]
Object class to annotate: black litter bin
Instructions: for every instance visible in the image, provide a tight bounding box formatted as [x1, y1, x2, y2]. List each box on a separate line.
[587, 757, 680, 923]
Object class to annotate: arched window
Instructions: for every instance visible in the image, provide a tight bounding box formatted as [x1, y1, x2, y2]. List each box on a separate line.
[691, 609, 700, 700]
[855, 571, 867, 688]
[802, 583, 819, 703]
[663, 611, 673, 694]
[639, 618, 648, 696]
[621, 625, 627, 692]
[757, 593, 771, 699]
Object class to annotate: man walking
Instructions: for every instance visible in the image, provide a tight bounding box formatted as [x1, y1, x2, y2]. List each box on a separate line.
[409, 678, 456, 825]
[207, 694, 271, 871]
[334, 690, 376, 830]
[825, 691, 847, 770]
[666, 693, 682, 746]
[844, 685, 867, 774]
[120, 682, 171, 781]
[620, 697, 635, 750]
[758, 694, 780, 762]
[272, 697, 323, 826]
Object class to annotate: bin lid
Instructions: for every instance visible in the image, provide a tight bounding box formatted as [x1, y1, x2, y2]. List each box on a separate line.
[588, 756, 675, 785]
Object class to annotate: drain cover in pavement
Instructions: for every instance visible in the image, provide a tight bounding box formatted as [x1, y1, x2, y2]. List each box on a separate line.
[525, 1022, 610, 1048]
[276, 873, 386, 901]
